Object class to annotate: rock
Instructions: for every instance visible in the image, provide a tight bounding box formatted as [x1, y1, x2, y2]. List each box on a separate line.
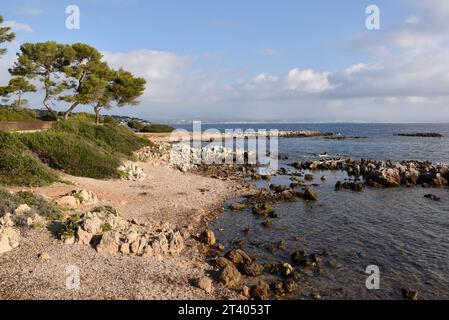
[402, 288, 419, 300]
[38, 252, 50, 261]
[120, 243, 130, 255]
[219, 265, 242, 287]
[26, 213, 46, 228]
[238, 261, 264, 276]
[0, 213, 14, 227]
[283, 279, 298, 293]
[55, 196, 80, 210]
[64, 236, 75, 245]
[118, 163, 146, 181]
[321, 175, 328, 181]
[200, 230, 216, 246]
[252, 202, 274, 217]
[230, 203, 247, 211]
[250, 282, 270, 300]
[270, 184, 288, 193]
[242, 286, 250, 298]
[215, 257, 234, 268]
[366, 168, 401, 187]
[76, 227, 93, 245]
[424, 194, 441, 202]
[303, 187, 320, 201]
[96, 231, 120, 255]
[71, 189, 98, 205]
[14, 204, 32, 215]
[0, 234, 12, 254]
[304, 174, 314, 181]
[280, 263, 294, 277]
[197, 276, 213, 293]
[225, 249, 252, 264]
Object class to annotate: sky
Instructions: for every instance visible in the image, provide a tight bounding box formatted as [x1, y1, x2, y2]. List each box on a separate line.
[1, 0, 449, 122]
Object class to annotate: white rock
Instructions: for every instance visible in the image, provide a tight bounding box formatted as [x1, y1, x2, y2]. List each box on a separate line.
[14, 204, 32, 215]
[55, 195, 80, 210]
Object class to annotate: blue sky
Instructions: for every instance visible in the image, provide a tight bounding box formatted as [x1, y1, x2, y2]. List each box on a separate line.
[1, 0, 449, 122]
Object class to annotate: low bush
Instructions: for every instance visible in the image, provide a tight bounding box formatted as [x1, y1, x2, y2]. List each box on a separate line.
[0, 107, 38, 121]
[0, 130, 59, 186]
[0, 188, 63, 220]
[140, 124, 175, 133]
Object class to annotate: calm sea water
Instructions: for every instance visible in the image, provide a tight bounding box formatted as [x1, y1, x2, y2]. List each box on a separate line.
[176, 123, 449, 299]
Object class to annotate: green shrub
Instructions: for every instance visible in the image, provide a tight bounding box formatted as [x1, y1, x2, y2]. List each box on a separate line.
[0, 188, 63, 220]
[19, 130, 122, 179]
[0, 131, 59, 186]
[127, 120, 145, 131]
[0, 107, 38, 121]
[52, 120, 152, 158]
[58, 214, 82, 239]
[140, 124, 175, 133]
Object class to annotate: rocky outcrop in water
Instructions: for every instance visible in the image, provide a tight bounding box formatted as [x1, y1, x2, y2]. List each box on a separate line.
[292, 158, 449, 188]
[396, 133, 443, 138]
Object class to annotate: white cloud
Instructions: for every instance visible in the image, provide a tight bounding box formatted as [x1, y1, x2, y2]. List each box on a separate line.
[287, 68, 331, 93]
[4, 21, 33, 33]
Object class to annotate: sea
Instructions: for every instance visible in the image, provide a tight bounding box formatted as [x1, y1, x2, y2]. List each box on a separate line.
[174, 123, 449, 300]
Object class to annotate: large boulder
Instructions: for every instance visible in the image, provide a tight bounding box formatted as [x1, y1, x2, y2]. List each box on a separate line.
[96, 231, 121, 255]
[14, 204, 32, 215]
[0, 227, 20, 254]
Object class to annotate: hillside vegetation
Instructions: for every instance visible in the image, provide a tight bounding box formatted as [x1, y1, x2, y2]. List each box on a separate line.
[0, 119, 152, 185]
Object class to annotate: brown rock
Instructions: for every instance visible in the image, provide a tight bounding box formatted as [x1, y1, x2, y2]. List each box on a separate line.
[200, 230, 216, 246]
[219, 265, 242, 288]
[303, 187, 320, 201]
[197, 276, 213, 293]
[250, 282, 270, 300]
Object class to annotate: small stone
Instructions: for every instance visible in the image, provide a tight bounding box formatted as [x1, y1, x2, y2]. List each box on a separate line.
[197, 276, 213, 293]
[242, 286, 250, 298]
[38, 252, 50, 260]
[76, 228, 92, 245]
[402, 288, 419, 300]
[230, 203, 247, 211]
[225, 249, 252, 264]
[200, 230, 216, 246]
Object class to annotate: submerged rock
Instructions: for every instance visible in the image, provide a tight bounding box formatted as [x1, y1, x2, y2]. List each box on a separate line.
[200, 230, 216, 246]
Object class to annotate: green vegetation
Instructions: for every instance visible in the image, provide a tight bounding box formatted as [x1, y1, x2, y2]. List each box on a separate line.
[0, 15, 15, 57]
[0, 188, 63, 220]
[0, 77, 36, 109]
[58, 214, 82, 239]
[140, 124, 175, 133]
[128, 120, 175, 133]
[0, 130, 59, 186]
[127, 120, 145, 131]
[0, 107, 38, 121]
[93, 205, 119, 217]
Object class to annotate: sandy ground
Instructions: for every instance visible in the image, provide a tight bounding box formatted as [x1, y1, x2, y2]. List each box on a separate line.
[0, 162, 247, 300]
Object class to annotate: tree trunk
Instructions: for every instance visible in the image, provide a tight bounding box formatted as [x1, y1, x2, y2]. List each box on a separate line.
[63, 102, 80, 120]
[17, 92, 22, 109]
[43, 94, 59, 121]
[94, 106, 102, 125]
